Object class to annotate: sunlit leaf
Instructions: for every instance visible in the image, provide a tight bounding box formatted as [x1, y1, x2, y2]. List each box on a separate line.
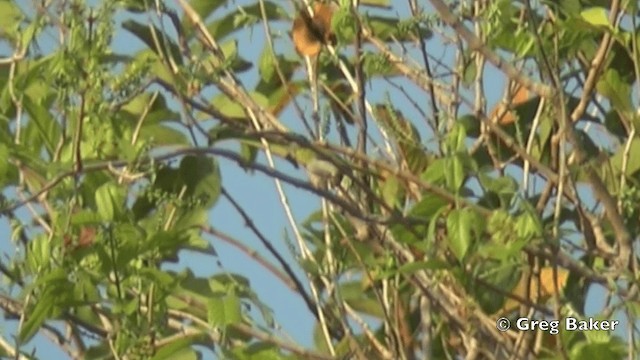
[139, 124, 189, 146]
[23, 96, 60, 156]
[447, 209, 474, 261]
[596, 69, 633, 113]
[19, 300, 54, 343]
[580, 7, 610, 28]
[211, 91, 269, 119]
[0, 0, 23, 38]
[362, 0, 391, 6]
[95, 182, 125, 222]
[152, 338, 200, 360]
[207, 293, 242, 327]
[570, 338, 627, 360]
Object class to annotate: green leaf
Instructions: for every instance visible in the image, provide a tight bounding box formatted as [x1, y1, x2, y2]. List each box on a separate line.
[478, 235, 528, 261]
[139, 124, 189, 146]
[362, 52, 396, 77]
[18, 16, 40, 50]
[207, 124, 246, 143]
[175, 270, 216, 305]
[27, 234, 52, 271]
[515, 212, 543, 239]
[458, 114, 481, 137]
[23, 96, 60, 156]
[121, 92, 180, 124]
[470, 261, 521, 314]
[361, 0, 391, 6]
[450, 123, 467, 152]
[179, 155, 221, 208]
[477, 173, 517, 208]
[240, 142, 259, 167]
[258, 47, 275, 83]
[463, 60, 477, 86]
[206, 2, 287, 41]
[421, 158, 447, 184]
[395, 259, 450, 275]
[211, 91, 269, 119]
[596, 69, 632, 112]
[449, 154, 466, 192]
[122, 20, 182, 64]
[207, 293, 242, 327]
[570, 338, 627, 360]
[332, 6, 356, 41]
[381, 174, 400, 208]
[604, 110, 627, 139]
[113, 298, 140, 316]
[242, 343, 283, 360]
[580, 7, 610, 28]
[610, 138, 640, 177]
[400, 148, 428, 175]
[0, 0, 23, 37]
[95, 182, 125, 221]
[137, 49, 176, 85]
[209, 273, 251, 293]
[183, 230, 214, 253]
[409, 194, 448, 221]
[443, 152, 472, 193]
[0, 143, 8, 181]
[144, 230, 186, 260]
[19, 299, 54, 343]
[151, 336, 200, 360]
[372, 15, 430, 42]
[341, 281, 384, 317]
[140, 267, 178, 288]
[447, 208, 474, 261]
[213, 40, 252, 73]
[426, 205, 450, 246]
[175, 208, 208, 230]
[391, 194, 446, 245]
[19, 270, 70, 342]
[120, 0, 148, 12]
[182, 0, 226, 28]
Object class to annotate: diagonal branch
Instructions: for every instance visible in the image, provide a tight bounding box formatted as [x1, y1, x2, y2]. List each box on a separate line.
[428, 0, 553, 99]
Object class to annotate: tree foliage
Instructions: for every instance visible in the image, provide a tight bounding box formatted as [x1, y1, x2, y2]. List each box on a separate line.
[0, 0, 639, 359]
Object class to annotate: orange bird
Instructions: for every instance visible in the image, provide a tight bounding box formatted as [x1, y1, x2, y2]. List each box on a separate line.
[292, 2, 336, 57]
[489, 84, 531, 125]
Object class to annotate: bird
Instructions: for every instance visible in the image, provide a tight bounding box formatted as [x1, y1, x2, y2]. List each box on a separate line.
[489, 83, 531, 125]
[292, 2, 337, 57]
[497, 267, 569, 315]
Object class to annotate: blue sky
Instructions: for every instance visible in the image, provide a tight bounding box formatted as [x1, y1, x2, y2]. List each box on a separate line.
[0, 0, 635, 359]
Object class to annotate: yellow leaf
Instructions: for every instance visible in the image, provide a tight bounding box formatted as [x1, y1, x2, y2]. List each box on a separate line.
[580, 7, 610, 28]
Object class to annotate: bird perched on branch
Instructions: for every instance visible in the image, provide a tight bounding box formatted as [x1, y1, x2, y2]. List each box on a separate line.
[292, 1, 337, 57]
[489, 83, 531, 125]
